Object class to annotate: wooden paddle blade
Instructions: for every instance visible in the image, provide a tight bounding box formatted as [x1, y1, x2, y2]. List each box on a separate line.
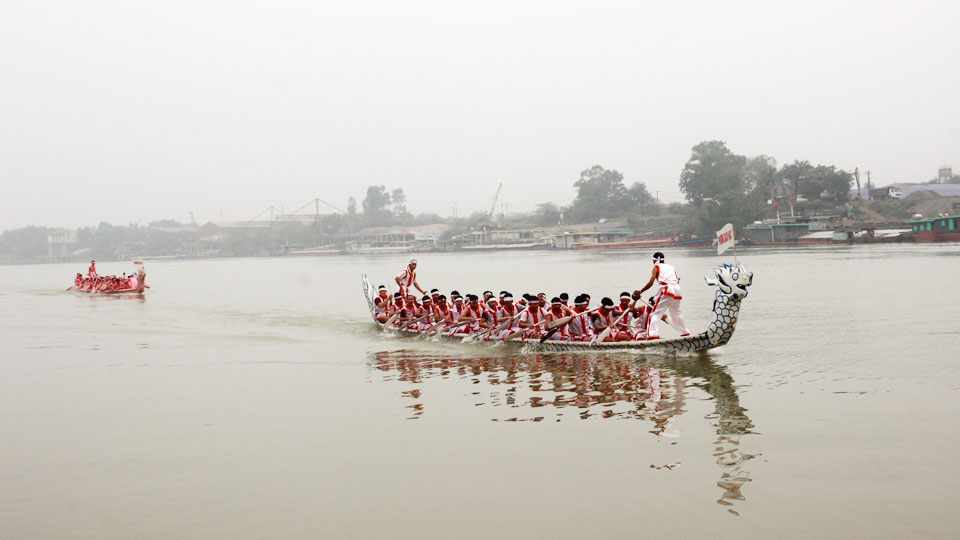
[595, 327, 612, 343]
[539, 327, 559, 343]
[399, 315, 426, 330]
[383, 314, 399, 327]
[545, 315, 572, 329]
[503, 328, 526, 341]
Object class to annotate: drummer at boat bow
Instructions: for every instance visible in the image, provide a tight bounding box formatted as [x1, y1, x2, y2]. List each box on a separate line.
[88, 260, 98, 278]
[635, 252, 690, 340]
[395, 259, 427, 298]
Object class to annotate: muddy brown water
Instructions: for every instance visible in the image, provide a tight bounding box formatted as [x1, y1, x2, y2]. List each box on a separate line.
[1, 245, 958, 539]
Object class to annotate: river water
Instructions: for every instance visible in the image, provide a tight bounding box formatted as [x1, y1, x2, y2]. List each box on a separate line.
[1, 245, 958, 539]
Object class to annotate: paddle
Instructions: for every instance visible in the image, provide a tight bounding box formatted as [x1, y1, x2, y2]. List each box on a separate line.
[426, 319, 469, 336]
[399, 315, 427, 331]
[538, 315, 574, 343]
[476, 311, 523, 340]
[592, 301, 634, 345]
[504, 319, 547, 341]
[382, 313, 399, 327]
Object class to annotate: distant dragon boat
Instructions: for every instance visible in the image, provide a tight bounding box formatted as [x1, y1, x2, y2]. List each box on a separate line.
[68, 261, 148, 295]
[361, 263, 754, 353]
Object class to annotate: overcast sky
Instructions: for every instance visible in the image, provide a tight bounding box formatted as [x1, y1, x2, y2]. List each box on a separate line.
[1, 0, 957, 231]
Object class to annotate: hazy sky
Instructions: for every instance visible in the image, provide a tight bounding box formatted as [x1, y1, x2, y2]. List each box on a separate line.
[2, 0, 957, 231]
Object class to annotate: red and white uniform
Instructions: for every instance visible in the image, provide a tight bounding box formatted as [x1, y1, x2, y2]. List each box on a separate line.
[452, 304, 483, 334]
[615, 302, 635, 328]
[88, 264, 97, 279]
[374, 295, 389, 320]
[593, 309, 627, 341]
[415, 304, 436, 331]
[568, 309, 595, 341]
[544, 309, 571, 341]
[396, 266, 416, 297]
[632, 305, 651, 340]
[519, 305, 547, 339]
[647, 263, 690, 338]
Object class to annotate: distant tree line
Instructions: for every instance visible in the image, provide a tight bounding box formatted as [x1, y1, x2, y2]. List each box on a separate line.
[0, 143, 866, 261]
[679, 140, 852, 235]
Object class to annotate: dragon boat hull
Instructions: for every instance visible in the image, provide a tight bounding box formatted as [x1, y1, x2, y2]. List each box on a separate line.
[361, 264, 753, 354]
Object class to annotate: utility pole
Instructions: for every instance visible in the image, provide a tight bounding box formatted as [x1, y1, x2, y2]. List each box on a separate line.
[866, 171, 872, 200]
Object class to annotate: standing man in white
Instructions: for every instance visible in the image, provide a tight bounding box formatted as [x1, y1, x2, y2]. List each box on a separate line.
[635, 252, 690, 340]
[395, 258, 427, 298]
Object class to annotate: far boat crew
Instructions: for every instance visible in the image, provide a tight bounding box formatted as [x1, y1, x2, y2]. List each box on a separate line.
[395, 259, 427, 298]
[88, 260, 98, 278]
[374, 285, 390, 323]
[635, 252, 690, 340]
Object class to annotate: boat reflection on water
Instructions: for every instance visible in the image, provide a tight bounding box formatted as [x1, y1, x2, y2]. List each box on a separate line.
[370, 350, 758, 514]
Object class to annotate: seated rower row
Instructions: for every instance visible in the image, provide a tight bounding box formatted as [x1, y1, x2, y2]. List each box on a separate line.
[371, 285, 671, 342]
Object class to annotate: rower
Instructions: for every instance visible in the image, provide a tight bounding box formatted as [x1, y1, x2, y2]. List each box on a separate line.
[435, 295, 451, 329]
[417, 296, 434, 331]
[593, 297, 632, 342]
[496, 294, 521, 338]
[453, 294, 483, 334]
[518, 296, 546, 339]
[430, 289, 441, 306]
[481, 296, 500, 331]
[543, 297, 573, 341]
[374, 285, 390, 323]
[615, 292, 639, 332]
[559, 293, 570, 307]
[568, 295, 595, 341]
[388, 292, 406, 323]
[635, 252, 690, 340]
[451, 293, 465, 317]
[395, 258, 426, 298]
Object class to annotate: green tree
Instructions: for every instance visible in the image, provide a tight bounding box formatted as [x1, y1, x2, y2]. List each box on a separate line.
[391, 188, 407, 216]
[679, 141, 767, 235]
[567, 165, 655, 222]
[362, 186, 391, 212]
[776, 160, 815, 202]
[568, 166, 627, 222]
[533, 202, 562, 226]
[679, 141, 748, 205]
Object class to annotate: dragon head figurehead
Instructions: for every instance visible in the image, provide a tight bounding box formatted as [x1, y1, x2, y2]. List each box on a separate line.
[705, 262, 753, 301]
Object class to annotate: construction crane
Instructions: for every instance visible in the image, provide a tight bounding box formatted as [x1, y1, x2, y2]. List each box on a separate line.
[488, 182, 502, 222]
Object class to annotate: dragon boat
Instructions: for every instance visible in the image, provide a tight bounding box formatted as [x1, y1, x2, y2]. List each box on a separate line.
[361, 263, 754, 353]
[69, 262, 148, 295]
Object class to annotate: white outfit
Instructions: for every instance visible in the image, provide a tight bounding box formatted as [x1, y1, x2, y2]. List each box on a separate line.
[647, 262, 690, 338]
